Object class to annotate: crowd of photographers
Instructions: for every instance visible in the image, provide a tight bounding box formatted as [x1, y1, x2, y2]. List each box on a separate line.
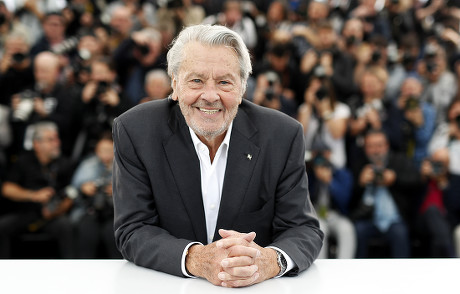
[0, 0, 460, 259]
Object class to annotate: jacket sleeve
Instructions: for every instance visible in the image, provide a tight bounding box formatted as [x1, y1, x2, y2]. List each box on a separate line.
[112, 117, 191, 277]
[268, 124, 324, 275]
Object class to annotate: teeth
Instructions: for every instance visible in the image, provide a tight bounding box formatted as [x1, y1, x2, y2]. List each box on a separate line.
[199, 108, 219, 114]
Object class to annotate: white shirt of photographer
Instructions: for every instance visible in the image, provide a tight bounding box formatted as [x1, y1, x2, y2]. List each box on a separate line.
[181, 122, 294, 277]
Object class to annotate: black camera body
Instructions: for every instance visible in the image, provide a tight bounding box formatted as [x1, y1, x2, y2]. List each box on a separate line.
[426, 61, 437, 73]
[12, 52, 28, 64]
[430, 160, 445, 176]
[312, 153, 332, 168]
[135, 43, 150, 56]
[92, 177, 112, 211]
[315, 86, 328, 101]
[404, 95, 420, 110]
[372, 166, 384, 185]
[455, 115, 460, 129]
[95, 81, 110, 97]
[264, 71, 278, 101]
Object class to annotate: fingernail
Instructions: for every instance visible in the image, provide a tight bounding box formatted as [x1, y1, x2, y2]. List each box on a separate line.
[254, 272, 260, 281]
[218, 272, 226, 280]
[256, 250, 261, 257]
[221, 259, 229, 267]
[222, 282, 228, 287]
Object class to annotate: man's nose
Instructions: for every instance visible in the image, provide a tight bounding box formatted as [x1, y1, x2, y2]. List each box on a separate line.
[201, 82, 220, 101]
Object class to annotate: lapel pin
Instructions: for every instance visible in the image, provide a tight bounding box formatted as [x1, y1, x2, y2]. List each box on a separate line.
[246, 154, 252, 160]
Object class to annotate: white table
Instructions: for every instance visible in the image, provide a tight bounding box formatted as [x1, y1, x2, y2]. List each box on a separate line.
[1, 259, 459, 294]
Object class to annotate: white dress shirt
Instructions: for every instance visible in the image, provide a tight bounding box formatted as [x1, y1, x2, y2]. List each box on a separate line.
[190, 122, 233, 244]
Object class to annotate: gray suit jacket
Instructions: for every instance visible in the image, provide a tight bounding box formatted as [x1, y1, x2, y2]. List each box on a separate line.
[112, 98, 323, 277]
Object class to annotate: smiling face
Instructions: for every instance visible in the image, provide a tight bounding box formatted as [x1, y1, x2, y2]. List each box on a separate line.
[171, 42, 243, 143]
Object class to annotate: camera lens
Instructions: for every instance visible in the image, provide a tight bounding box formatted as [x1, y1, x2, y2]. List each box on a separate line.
[12, 53, 26, 63]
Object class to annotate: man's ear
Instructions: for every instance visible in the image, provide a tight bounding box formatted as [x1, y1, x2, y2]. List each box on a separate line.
[171, 74, 178, 101]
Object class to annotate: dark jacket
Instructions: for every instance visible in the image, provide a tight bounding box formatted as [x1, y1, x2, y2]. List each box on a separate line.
[112, 98, 323, 277]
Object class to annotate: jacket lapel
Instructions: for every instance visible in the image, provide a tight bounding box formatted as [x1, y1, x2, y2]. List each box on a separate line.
[214, 107, 260, 239]
[163, 106, 208, 244]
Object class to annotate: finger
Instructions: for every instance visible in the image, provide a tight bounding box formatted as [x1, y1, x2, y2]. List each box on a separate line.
[218, 229, 237, 239]
[227, 245, 260, 259]
[218, 264, 258, 280]
[218, 229, 256, 243]
[221, 255, 256, 268]
[221, 272, 260, 288]
[216, 238, 246, 250]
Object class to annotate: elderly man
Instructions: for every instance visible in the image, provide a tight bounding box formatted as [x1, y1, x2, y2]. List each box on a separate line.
[0, 121, 75, 258]
[112, 24, 323, 288]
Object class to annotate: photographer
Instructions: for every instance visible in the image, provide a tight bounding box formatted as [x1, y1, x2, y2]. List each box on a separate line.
[0, 122, 75, 258]
[428, 98, 460, 257]
[350, 129, 422, 258]
[79, 57, 131, 158]
[8, 51, 81, 159]
[251, 70, 297, 117]
[30, 12, 68, 58]
[306, 150, 356, 259]
[347, 67, 400, 164]
[113, 27, 166, 104]
[252, 39, 304, 107]
[298, 75, 350, 169]
[70, 132, 120, 258]
[298, 20, 356, 102]
[391, 77, 436, 167]
[419, 41, 457, 124]
[0, 33, 34, 106]
[415, 148, 455, 257]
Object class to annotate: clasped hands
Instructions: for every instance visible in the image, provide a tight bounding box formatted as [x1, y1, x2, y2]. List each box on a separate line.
[185, 229, 280, 288]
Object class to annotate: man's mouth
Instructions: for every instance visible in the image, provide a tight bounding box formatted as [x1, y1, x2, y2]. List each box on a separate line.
[198, 108, 220, 115]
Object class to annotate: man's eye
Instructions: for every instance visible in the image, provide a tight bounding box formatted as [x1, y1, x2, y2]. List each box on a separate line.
[192, 79, 201, 83]
[220, 81, 230, 85]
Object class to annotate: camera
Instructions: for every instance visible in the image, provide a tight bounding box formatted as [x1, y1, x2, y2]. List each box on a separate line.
[94, 81, 110, 97]
[404, 95, 420, 110]
[135, 43, 150, 56]
[372, 166, 384, 185]
[52, 36, 79, 55]
[44, 186, 78, 214]
[430, 160, 445, 176]
[345, 35, 357, 47]
[312, 152, 332, 168]
[264, 71, 278, 101]
[0, 13, 6, 26]
[92, 177, 112, 211]
[426, 61, 437, 73]
[455, 115, 460, 129]
[313, 65, 327, 79]
[12, 52, 28, 64]
[12, 90, 39, 121]
[371, 50, 382, 63]
[315, 86, 328, 101]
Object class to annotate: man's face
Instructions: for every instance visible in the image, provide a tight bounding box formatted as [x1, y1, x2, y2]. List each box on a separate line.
[172, 42, 243, 141]
[364, 133, 388, 164]
[95, 139, 114, 167]
[318, 28, 336, 50]
[34, 129, 61, 161]
[361, 73, 383, 98]
[34, 55, 60, 91]
[43, 15, 65, 41]
[91, 61, 115, 83]
[146, 77, 170, 100]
